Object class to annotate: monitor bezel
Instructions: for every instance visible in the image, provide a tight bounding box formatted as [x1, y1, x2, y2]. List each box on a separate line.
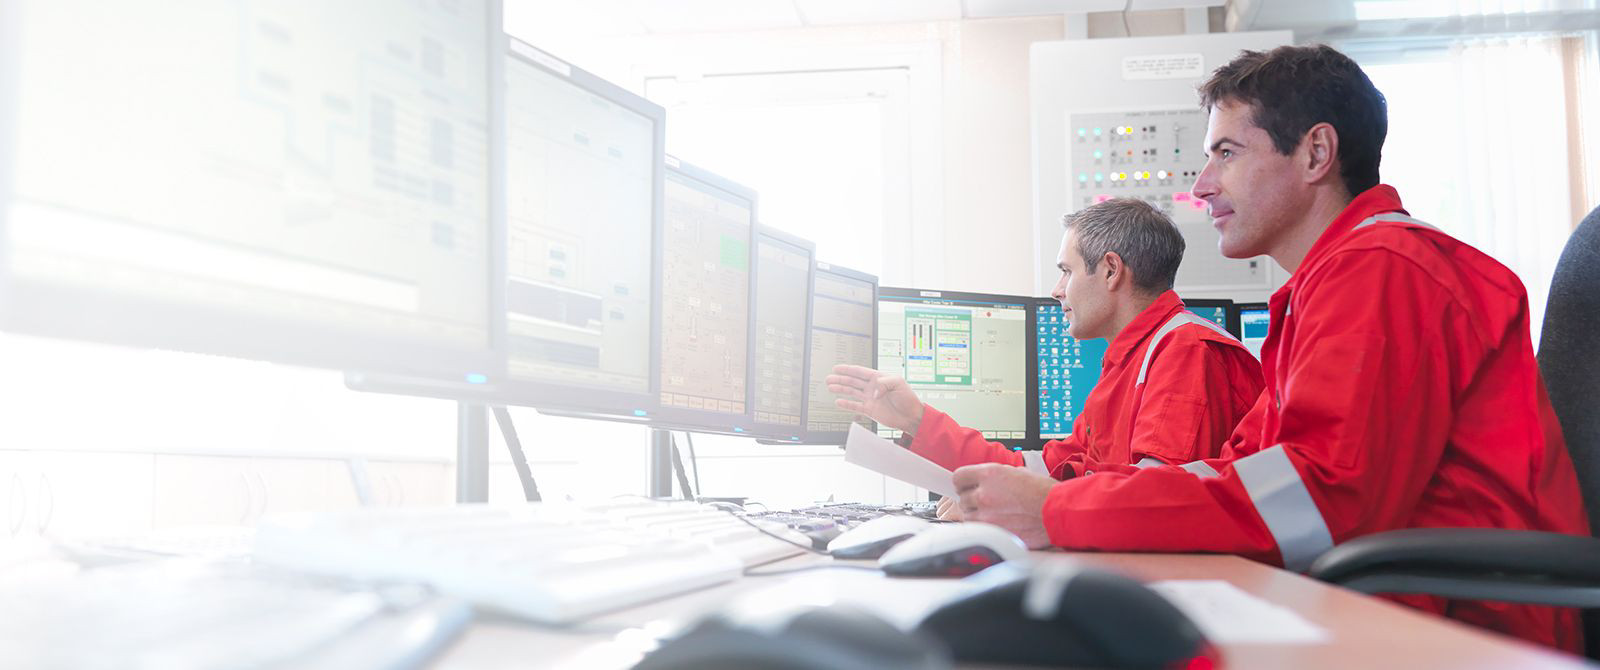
[0, 3, 505, 378]
[876, 286, 1036, 450]
[648, 157, 762, 437]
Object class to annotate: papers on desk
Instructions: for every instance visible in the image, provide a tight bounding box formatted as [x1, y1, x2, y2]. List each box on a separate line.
[1150, 579, 1330, 645]
[843, 423, 957, 497]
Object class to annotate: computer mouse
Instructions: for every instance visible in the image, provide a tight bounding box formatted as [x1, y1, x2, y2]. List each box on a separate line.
[632, 603, 951, 670]
[877, 522, 1029, 577]
[916, 561, 1212, 669]
[827, 515, 933, 559]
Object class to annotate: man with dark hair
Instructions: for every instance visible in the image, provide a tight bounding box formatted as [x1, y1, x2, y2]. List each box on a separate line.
[946, 44, 1589, 651]
[830, 197, 1263, 508]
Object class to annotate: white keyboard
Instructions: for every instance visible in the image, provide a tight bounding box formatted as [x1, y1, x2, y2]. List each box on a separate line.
[0, 560, 439, 670]
[253, 499, 811, 623]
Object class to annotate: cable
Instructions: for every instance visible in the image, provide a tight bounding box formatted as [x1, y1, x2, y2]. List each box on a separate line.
[1122, 0, 1133, 37]
[721, 509, 831, 556]
[683, 431, 703, 496]
[491, 406, 541, 502]
[745, 563, 884, 577]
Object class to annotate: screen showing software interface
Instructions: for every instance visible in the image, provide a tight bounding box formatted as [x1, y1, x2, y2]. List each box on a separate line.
[504, 52, 654, 393]
[1036, 302, 1108, 440]
[3, 0, 492, 350]
[1241, 308, 1270, 359]
[751, 235, 810, 429]
[659, 171, 752, 415]
[878, 294, 1028, 440]
[805, 269, 875, 435]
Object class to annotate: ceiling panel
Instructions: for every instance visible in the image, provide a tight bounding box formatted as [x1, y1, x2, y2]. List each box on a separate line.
[629, 0, 805, 33]
[797, 0, 964, 25]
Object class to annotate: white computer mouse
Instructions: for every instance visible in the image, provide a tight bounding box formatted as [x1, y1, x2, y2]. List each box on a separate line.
[877, 522, 1029, 577]
[826, 515, 933, 559]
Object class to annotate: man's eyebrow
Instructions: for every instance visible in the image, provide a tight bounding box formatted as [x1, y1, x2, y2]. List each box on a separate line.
[1205, 137, 1242, 156]
[1057, 262, 1070, 271]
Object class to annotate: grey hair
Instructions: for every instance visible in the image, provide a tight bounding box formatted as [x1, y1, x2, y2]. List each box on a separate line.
[1061, 198, 1186, 295]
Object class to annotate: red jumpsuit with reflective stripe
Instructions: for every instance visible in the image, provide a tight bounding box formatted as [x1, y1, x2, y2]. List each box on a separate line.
[907, 290, 1264, 477]
[1038, 185, 1589, 652]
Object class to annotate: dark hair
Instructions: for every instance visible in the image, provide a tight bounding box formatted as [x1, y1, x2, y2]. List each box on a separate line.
[1198, 44, 1387, 197]
[1062, 198, 1186, 295]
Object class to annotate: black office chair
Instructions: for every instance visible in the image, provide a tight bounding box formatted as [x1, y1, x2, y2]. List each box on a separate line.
[1308, 204, 1600, 657]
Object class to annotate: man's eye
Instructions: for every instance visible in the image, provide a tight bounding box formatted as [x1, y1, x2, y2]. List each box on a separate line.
[1220, 149, 1233, 159]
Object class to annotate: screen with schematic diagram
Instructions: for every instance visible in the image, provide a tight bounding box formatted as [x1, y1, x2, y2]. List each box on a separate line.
[1067, 108, 1272, 291]
[877, 288, 1031, 443]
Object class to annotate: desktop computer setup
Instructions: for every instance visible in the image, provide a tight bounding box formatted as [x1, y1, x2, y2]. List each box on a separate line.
[0, 6, 1266, 665]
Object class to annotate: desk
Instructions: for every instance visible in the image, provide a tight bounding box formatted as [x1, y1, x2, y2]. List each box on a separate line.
[434, 552, 1592, 669]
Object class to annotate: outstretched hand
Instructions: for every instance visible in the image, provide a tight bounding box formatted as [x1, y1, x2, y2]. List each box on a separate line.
[826, 364, 925, 436]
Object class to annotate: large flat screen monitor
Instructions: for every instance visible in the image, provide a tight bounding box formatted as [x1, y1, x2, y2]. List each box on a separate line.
[748, 226, 814, 441]
[877, 288, 1033, 448]
[653, 158, 758, 436]
[346, 38, 665, 421]
[1032, 297, 1109, 442]
[799, 262, 877, 444]
[0, 0, 501, 376]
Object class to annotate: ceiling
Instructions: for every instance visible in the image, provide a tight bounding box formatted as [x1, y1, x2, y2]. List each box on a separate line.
[505, 0, 1224, 36]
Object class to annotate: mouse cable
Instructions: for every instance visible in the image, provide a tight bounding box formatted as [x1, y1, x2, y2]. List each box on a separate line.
[720, 508, 832, 556]
[743, 563, 884, 577]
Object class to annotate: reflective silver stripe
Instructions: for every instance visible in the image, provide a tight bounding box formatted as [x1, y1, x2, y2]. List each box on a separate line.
[1137, 312, 1238, 385]
[1021, 450, 1050, 475]
[1233, 445, 1334, 572]
[1134, 457, 1166, 468]
[1180, 460, 1220, 478]
[1352, 213, 1441, 232]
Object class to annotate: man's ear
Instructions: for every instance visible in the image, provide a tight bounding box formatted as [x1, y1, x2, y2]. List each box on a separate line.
[1102, 252, 1128, 291]
[1301, 122, 1340, 186]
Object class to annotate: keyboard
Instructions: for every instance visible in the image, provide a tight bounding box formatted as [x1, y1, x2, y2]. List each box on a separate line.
[746, 501, 944, 546]
[253, 498, 812, 624]
[0, 559, 468, 670]
[788, 501, 941, 522]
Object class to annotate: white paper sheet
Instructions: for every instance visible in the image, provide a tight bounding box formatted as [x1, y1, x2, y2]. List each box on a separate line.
[843, 424, 957, 497]
[1149, 579, 1330, 645]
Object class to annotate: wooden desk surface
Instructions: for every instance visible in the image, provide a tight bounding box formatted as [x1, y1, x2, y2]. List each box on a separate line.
[435, 551, 1593, 670]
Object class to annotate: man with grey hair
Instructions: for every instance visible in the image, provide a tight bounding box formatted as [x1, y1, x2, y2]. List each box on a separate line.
[830, 197, 1262, 516]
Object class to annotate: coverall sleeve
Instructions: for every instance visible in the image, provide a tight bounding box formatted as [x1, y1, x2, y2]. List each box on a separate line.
[908, 405, 1082, 480]
[1041, 250, 1471, 571]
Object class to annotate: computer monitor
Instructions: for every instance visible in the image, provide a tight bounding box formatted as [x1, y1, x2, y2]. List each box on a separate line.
[877, 288, 1032, 447]
[653, 158, 758, 436]
[1032, 298, 1109, 442]
[748, 226, 815, 441]
[799, 262, 877, 444]
[1182, 298, 1240, 338]
[0, 1, 501, 376]
[346, 38, 665, 420]
[1238, 302, 1269, 359]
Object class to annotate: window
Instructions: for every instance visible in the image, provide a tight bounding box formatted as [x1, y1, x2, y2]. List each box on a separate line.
[645, 68, 911, 281]
[1353, 35, 1591, 345]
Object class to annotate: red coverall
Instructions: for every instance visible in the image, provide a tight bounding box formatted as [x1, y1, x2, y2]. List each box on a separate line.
[908, 290, 1264, 477]
[1031, 185, 1587, 652]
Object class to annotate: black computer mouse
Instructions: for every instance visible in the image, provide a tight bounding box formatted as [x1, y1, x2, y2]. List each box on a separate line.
[633, 603, 951, 670]
[916, 562, 1212, 670]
